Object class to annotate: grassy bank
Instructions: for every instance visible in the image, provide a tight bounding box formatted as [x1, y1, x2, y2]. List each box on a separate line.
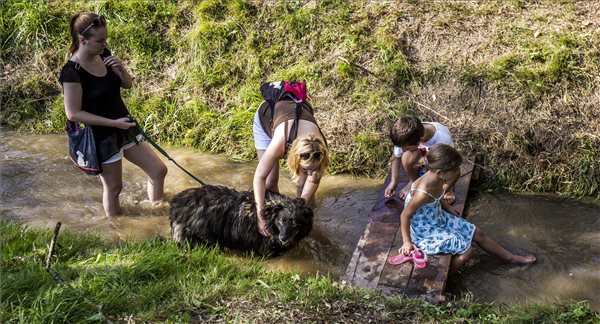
[1, 0, 599, 198]
[2, 221, 598, 322]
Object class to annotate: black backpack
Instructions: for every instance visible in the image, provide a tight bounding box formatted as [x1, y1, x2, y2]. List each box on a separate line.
[259, 81, 313, 151]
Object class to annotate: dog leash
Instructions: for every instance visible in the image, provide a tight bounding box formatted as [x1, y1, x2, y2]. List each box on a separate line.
[130, 116, 206, 186]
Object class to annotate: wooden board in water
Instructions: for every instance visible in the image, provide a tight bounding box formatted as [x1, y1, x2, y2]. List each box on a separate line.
[343, 154, 477, 303]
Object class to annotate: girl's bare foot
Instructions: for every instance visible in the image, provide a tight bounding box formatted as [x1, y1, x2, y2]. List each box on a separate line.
[508, 255, 536, 264]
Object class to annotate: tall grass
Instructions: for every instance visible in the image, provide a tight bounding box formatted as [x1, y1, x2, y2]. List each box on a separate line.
[0, 0, 598, 198]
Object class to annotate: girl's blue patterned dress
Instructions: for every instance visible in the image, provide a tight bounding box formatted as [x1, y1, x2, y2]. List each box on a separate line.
[405, 187, 475, 255]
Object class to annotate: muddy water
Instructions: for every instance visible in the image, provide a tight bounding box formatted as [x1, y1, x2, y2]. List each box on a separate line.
[1, 132, 598, 310]
[448, 193, 600, 311]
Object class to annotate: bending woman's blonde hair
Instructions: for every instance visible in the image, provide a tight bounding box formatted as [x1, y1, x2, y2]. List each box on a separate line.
[287, 134, 329, 184]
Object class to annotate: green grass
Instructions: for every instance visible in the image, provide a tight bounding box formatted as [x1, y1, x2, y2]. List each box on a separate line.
[2, 221, 598, 322]
[0, 0, 598, 198]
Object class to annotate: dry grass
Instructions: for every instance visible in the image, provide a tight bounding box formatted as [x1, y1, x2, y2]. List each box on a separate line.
[1, 0, 598, 197]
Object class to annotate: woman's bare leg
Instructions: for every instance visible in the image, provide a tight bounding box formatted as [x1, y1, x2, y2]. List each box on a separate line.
[99, 160, 123, 216]
[124, 142, 168, 202]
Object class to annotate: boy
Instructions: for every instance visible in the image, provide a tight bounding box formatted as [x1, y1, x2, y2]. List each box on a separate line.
[384, 116, 457, 204]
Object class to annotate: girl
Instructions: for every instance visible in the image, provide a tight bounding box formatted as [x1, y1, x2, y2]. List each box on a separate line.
[59, 12, 167, 216]
[253, 96, 329, 237]
[396, 144, 535, 275]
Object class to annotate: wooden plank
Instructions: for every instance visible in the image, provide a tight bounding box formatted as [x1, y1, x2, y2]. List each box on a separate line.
[342, 173, 408, 286]
[404, 254, 452, 303]
[348, 220, 397, 288]
[378, 260, 413, 293]
[378, 183, 412, 292]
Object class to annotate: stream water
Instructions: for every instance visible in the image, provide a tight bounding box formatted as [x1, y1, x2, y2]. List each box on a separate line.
[1, 131, 598, 311]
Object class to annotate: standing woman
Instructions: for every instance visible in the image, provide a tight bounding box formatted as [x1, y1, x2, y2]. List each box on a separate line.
[253, 89, 330, 236]
[59, 12, 167, 216]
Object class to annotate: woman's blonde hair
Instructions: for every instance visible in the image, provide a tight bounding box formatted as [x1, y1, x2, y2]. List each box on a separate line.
[287, 134, 330, 184]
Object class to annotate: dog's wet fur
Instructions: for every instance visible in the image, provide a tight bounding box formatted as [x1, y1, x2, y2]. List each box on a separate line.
[169, 185, 313, 257]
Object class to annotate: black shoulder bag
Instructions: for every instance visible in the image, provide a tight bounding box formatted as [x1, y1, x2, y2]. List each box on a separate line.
[66, 121, 102, 175]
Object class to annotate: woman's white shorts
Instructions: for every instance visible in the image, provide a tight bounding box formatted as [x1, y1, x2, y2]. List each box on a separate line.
[253, 107, 271, 150]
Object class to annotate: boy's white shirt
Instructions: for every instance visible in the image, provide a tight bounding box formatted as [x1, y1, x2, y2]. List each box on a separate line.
[393, 122, 453, 158]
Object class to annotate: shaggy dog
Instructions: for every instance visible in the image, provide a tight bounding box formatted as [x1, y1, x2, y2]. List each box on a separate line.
[169, 185, 313, 257]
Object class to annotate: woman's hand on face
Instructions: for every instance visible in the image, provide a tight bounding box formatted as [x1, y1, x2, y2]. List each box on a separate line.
[113, 117, 136, 130]
[103, 56, 124, 71]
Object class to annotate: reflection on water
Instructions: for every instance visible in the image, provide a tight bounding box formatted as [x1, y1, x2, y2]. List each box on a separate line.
[1, 132, 598, 310]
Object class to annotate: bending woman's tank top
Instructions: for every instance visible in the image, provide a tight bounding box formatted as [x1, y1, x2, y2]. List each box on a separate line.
[257, 98, 318, 138]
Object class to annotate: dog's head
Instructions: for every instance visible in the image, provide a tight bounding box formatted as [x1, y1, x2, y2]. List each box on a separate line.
[264, 197, 313, 246]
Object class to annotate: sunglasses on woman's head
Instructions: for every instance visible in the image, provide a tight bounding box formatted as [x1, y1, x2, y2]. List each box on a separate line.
[81, 15, 106, 35]
[299, 151, 323, 161]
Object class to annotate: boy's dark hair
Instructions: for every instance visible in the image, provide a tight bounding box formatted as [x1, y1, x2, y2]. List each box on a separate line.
[389, 116, 424, 147]
[427, 144, 462, 171]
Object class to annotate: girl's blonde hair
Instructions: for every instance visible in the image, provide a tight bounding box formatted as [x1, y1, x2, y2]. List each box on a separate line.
[287, 134, 330, 184]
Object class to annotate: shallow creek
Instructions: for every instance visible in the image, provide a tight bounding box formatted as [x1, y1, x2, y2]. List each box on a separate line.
[1, 132, 598, 311]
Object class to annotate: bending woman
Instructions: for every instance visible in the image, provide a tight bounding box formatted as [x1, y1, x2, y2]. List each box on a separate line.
[253, 92, 329, 236]
[59, 12, 167, 216]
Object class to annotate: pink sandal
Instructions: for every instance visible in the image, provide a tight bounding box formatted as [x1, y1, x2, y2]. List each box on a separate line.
[387, 248, 428, 268]
[387, 252, 413, 265]
[411, 249, 427, 268]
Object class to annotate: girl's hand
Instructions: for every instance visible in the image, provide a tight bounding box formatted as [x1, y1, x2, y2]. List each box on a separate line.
[443, 202, 462, 217]
[400, 242, 416, 255]
[449, 206, 462, 217]
[257, 209, 270, 237]
[103, 55, 125, 71]
[113, 117, 136, 130]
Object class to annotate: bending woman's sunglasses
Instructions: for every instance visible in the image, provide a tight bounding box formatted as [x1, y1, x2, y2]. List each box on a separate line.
[299, 151, 323, 161]
[81, 15, 106, 35]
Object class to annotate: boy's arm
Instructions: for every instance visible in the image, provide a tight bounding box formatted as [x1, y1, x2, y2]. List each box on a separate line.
[384, 154, 400, 198]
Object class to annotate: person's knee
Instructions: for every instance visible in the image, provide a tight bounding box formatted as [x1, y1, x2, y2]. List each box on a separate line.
[472, 226, 484, 241]
[105, 182, 123, 197]
[155, 162, 168, 179]
[401, 151, 420, 172]
[463, 246, 475, 259]
[146, 161, 167, 181]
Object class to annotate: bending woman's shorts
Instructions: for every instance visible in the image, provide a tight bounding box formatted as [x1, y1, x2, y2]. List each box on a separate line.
[253, 107, 271, 150]
[102, 134, 145, 164]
